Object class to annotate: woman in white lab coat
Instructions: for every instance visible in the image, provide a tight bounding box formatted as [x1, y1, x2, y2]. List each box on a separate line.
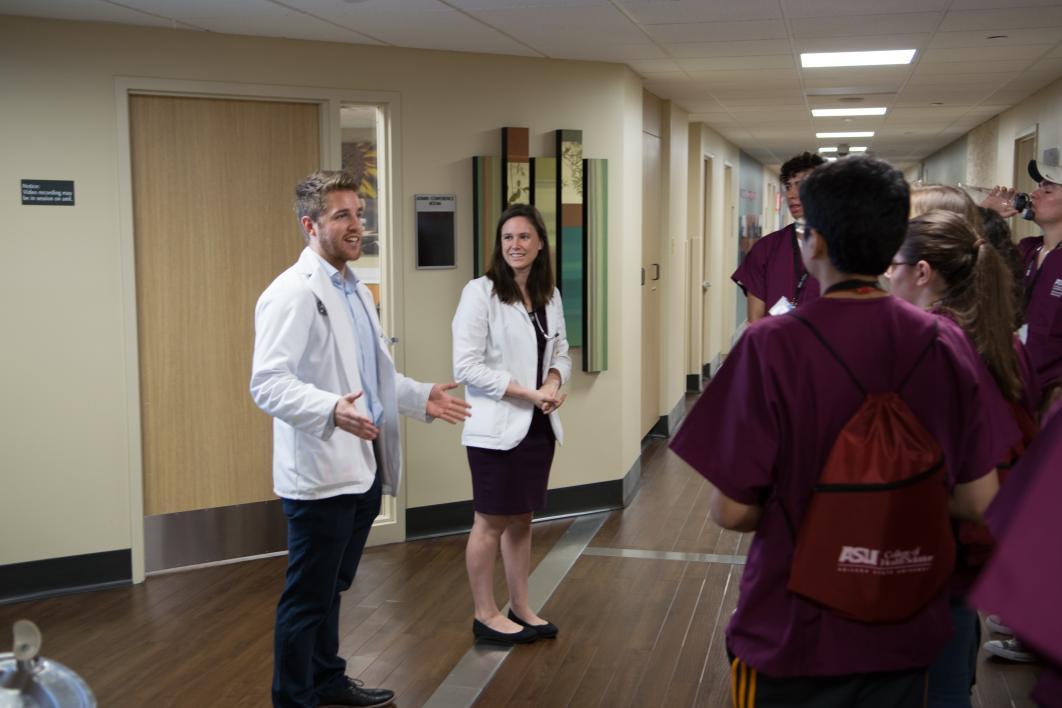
[452, 203, 572, 645]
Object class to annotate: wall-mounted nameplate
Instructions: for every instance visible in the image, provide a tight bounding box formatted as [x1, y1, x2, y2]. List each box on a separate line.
[415, 194, 456, 270]
[21, 179, 75, 206]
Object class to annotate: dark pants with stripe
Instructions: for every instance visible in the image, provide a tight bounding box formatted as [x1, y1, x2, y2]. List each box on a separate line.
[272, 473, 382, 708]
[730, 654, 927, 708]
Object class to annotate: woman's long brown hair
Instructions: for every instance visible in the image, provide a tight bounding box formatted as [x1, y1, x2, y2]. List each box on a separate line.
[485, 203, 556, 311]
[901, 210, 1024, 402]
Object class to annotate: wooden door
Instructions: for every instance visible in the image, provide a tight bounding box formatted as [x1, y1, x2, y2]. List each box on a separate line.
[1014, 133, 1038, 241]
[131, 95, 319, 517]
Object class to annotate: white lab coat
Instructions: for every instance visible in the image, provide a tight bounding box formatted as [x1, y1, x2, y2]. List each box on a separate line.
[452, 276, 571, 450]
[250, 248, 431, 499]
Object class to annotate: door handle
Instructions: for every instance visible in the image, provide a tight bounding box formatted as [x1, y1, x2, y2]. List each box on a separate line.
[702, 280, 712, 291]
[652, 263, 660, 281]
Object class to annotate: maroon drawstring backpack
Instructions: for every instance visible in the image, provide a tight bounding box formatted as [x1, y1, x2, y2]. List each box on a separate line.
[784, 314, 955, 624]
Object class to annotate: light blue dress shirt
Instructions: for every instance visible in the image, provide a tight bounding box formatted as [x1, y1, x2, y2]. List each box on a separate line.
[316, 255, 384, 425]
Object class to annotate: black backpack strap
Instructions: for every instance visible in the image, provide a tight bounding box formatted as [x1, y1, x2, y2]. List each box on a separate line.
[896, 320, 939, 393]
[789, 313, 867, 396]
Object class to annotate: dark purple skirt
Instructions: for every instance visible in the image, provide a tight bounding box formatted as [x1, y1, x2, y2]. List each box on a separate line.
[467, 409, 555, 515]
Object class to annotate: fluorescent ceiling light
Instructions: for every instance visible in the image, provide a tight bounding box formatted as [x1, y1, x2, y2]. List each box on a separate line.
[801, 50, 916, 68]
[817, 131, 875, 138]
[812, 107, 887, 117]
[819, 147, 838, 153]
[819, 146, 869, 153]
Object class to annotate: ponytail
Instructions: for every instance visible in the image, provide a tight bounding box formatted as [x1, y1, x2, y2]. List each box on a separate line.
[903, 211, 1024, 402]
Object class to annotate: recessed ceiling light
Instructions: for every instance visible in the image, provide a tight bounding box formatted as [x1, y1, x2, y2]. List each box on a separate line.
[812, 107, 887, 117]
[801, 50, 916, 68]
[819, 147, 839, 153]
[819, 146, 868, 153]
[816, 131, 875, 138]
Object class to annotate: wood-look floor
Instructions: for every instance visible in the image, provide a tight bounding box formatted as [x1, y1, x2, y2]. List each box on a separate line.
[0, 436, 1039, 707]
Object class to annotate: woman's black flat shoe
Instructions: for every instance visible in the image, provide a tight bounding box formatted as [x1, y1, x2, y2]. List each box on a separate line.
[472, 619, 538, 645]
[508, 609, 559, 639]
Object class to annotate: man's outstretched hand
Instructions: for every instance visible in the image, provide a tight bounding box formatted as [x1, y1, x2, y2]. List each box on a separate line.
[427, 383, 472, 424]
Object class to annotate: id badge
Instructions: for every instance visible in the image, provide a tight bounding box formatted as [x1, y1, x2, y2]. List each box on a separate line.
[769, 296, 794, 316]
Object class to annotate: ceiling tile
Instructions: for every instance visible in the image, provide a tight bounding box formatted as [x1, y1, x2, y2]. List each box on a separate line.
[677, 55, 794, 72]
[914, 60, 1033, 74]
[940, 7, 1062, 31]
[645, 19, 788, 43]
[462, 6, 646, 45]
[789, 12, 944, 38]
[781, 0, 949, 18]
[906, 71, 1017, 85]
[180, 11, 386, 44]
[929, 27, 1062, 48]
[949, 0, 1062, 8]
[618, 0, 782, 24]
[667, 39, 796, 59]
[794, 34, 932, 52]
[540, 43, 666, 60]
[920, 45, 1054, 63]
[448, 0, 607, 8]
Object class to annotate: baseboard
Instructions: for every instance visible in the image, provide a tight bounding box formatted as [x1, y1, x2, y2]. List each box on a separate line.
[144, 499, 287, 573]
[1, 549, 131, 605]
[666, 395, 686, 435]
[407, 467, 639, 540]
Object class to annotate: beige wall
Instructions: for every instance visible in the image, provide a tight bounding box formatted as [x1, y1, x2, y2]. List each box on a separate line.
[687, 123, 743, 366]
[914, 75, 1062, 190]
[989, 75, 1062, 186]
[660, 102, 689, 414]
[0, 15, 646, 565]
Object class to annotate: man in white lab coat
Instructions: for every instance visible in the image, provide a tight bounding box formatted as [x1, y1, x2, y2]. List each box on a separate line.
[251, 171, 469, 708]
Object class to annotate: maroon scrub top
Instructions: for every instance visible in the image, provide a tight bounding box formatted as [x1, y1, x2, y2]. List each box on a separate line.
[670, 295, 1018, 678]
[971, 406, 1062, 706]
[1018, 236, 1062, 389]
[732, 224, 820, 311]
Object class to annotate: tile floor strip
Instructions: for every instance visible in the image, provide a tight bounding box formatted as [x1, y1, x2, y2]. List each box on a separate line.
[422, 512, 609, 708]
[583, 546, 747, 565]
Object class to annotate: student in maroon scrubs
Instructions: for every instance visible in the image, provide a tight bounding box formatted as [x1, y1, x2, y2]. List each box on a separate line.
[672, 157, 1015, 708]
[1018, 158, 1062, 409]
[887, 209, 1039, 704]
[970, 404, 1062, 708]
[732, 152, 825, 322]
[982, 156, 1062, 409]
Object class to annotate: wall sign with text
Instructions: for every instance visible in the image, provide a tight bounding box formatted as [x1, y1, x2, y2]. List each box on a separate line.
[414, 195, 456, 270]
[21, 179, 75, 206]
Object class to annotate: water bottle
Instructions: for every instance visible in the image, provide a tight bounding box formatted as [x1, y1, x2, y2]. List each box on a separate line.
[958, 183, 1034, 220]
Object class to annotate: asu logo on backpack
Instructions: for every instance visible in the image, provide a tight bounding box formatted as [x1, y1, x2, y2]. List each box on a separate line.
[785, 314, 955, 624]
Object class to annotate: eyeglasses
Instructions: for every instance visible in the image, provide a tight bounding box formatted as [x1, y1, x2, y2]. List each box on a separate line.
[886, 260, 912, 273]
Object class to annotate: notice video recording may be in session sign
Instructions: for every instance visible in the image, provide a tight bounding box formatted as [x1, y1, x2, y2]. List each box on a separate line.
[22, 179, 75, 206]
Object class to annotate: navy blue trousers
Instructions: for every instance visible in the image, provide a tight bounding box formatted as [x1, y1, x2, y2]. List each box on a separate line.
[272, 473, 382, 708]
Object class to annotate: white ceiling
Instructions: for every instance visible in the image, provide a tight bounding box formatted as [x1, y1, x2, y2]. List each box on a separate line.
[7, 0, 1062, 169]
